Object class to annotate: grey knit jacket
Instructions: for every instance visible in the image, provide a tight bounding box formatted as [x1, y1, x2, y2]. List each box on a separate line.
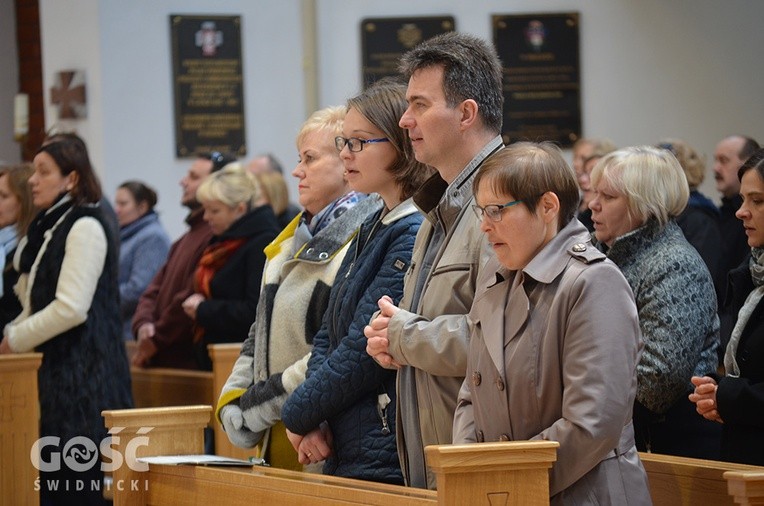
[597, 219, 719, 413]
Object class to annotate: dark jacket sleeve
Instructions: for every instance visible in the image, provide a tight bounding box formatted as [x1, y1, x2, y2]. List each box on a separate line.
[282, 218, 418, 435]
[717, 376, 764, 429]
[196, 234, 272, 342]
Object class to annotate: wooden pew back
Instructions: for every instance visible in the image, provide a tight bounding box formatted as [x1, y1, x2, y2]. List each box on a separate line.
[0, 353, 42, 506]
[639, 452, 761, 506]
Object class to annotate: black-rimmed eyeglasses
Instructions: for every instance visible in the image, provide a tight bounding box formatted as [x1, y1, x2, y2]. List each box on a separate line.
[335, 136, 389, 153]
[472, 199, 526, 222]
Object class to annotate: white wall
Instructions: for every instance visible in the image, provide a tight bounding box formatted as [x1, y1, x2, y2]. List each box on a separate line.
[38, 0, 764, 238]
[0, 0, 20, 164]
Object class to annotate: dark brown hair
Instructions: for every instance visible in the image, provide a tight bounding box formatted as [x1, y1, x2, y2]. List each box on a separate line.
[38, 133, 102, 204]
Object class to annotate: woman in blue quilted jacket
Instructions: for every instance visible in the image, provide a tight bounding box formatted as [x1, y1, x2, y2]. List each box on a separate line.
[282, 78, 433, 484]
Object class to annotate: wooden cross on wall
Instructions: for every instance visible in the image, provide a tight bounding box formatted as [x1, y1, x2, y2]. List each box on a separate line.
[50, 70, 86, 119]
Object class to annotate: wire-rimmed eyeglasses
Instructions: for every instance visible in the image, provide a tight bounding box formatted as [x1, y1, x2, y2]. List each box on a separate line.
[335, 136, 389, 153]
[472, 199, 526, 222]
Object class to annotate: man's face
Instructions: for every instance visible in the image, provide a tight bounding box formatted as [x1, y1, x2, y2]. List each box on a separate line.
[179, 158, 213, 208]
[714, 136, 746, 198]
[398, 66, 464, 175]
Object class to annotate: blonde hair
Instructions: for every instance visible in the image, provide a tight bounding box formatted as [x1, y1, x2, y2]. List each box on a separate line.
[590, 146, 689, 227]
[0, 163, 36, 236]
[657, 138, 706, 189]
[256, 171, 289, 215]
[197, 164, 261, 209]
[296, 106, 345, 148]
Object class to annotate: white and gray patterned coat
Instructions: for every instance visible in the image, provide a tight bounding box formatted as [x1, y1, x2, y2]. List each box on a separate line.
[216, 197, 381, 449]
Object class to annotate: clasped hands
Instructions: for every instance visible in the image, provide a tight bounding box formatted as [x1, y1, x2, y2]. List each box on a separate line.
[286, 422, 333, 465]
[364, 295, 402, 369]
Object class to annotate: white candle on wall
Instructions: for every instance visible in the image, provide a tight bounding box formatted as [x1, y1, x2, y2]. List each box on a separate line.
[14, 93, 29, 139]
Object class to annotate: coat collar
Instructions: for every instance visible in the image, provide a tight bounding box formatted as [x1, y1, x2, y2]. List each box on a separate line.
[522, 219, 597, 284]
[381, 197, 419, 225]
[472, 219, 601, 369]
[291, 195, 382, 263]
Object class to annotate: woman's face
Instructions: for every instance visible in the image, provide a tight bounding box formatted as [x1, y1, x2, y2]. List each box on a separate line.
[476, 181, 548, 271]
[114, 187, 147, 227]
[339, 107, 399, 206]
[202, 199, 246, 236]
[736, 169, 764, 249]
[589, 175, 641, 247]
[291, 129, 348, 216]
[0, 174, 20, 228]
[30, 151, 74, 210]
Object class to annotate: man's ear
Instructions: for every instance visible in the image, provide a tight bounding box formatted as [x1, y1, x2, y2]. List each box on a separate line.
[459, 99, 479, 130]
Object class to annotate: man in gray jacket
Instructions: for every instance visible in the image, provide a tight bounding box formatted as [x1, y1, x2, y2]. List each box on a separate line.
[365, 31, 503, 489]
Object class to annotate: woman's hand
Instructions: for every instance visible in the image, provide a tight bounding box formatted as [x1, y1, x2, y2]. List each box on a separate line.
[181, 293, 205, 320]
[296, 424, 333, 465]
[689, 376, 723, 423]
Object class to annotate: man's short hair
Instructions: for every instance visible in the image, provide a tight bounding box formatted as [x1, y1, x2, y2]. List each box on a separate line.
[399, 32, 504, 134]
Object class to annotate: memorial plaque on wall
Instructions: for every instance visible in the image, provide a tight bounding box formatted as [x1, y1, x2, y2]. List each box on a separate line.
[493, 13, 580, 147]
[361, 16, 455, 88]
[170, 15, 246, 157]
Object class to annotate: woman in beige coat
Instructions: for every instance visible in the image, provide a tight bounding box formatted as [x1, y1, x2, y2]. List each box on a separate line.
[453, 142, 651, 505]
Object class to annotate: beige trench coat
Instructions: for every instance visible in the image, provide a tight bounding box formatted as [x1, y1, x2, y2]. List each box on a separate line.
[453, 220, 652, 505]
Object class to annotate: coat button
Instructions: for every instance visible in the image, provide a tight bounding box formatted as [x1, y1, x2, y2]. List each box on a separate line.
[477, 430, 484, 442]
[499, 434, 510, 441]
[306, 247, 314, 255]
[572, 243, 586, 252]
[318, 252, 329, 260]
[496, 378, 505, 391]
[472, 372, 482, 386]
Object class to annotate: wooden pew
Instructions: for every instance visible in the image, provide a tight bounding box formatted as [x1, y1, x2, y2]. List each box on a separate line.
[639, 452, 761, 506]
[0, 353, 42, 506]
[125, 340, 214, 409]
[103, 405, 558, 506]
[104, 405, 764, 506]
[724, 470, 764, 505]
[125, 341, 248, 458]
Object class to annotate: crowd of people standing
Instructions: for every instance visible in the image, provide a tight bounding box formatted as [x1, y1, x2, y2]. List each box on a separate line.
[1, 29, 762, 505]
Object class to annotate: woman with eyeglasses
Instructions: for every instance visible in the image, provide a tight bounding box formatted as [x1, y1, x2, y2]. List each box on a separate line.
[181, 164, 280, 370]
[453, 142, 651, 504]
[216, 106, 376, 471]
[589, 146, 721, 459]
[281, 78, 433, 483]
